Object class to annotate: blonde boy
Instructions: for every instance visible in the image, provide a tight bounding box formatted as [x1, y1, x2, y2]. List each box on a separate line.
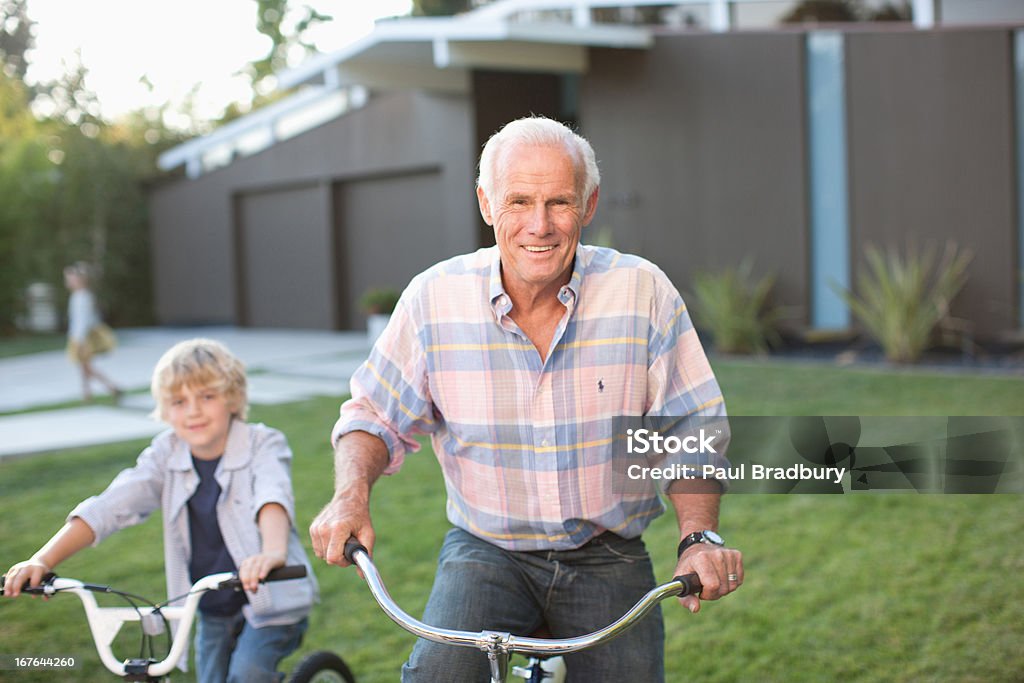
[3, 339, 318, 683]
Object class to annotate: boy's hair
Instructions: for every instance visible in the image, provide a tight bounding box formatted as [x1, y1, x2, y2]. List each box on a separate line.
[150, 338, 248, 420]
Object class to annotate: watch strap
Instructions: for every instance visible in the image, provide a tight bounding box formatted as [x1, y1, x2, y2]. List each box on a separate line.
[677, 530, 724, 558]
[677, 532, 705, 559]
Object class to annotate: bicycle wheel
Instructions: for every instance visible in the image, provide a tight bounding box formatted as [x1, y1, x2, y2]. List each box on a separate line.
[287, 650, 356, 683]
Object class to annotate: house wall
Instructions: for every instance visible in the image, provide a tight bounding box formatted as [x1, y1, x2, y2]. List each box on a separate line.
[581, 34, 810, 325]
[149, 89, 477, 328]
[845, 29, 1018, 336]
[150, 26, 1023, 338]
[581, 28, 1020, 339]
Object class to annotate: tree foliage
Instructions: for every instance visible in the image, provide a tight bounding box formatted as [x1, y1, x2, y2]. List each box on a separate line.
[248, 0, 332, 87]
[782, 0, 911, 23]
[411, 0, 476, 17]
[0, 56, 186, 332]
[0, 73, 50, 331]
[0, 0, 33, 81]
[0, 0, 396, 333]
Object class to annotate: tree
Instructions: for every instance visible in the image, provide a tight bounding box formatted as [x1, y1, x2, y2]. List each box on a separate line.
[247, 0, 332, 89]
[593, 5, 674, 25]
[0, 0, 33, 82]
[0, 71, 52, 331]
[0, 53, 176, 332]
[782, 0, 860, 22]
[782, 0, 911, 23]
[411, 0, 476, 16]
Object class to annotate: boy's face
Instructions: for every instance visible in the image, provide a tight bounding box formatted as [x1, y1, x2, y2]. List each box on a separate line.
[165, 384, 234, 460]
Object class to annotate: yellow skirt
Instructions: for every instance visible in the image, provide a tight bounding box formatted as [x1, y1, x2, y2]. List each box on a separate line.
[67, 324, 117, 364]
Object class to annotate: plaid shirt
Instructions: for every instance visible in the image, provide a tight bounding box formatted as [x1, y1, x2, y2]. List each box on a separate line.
[334, 245, 725, 551]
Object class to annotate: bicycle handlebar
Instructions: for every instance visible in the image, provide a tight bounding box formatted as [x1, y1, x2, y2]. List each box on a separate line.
[2, 565, 308, 678]
[213, 564, 308, 591]
[342, 538, 702, 658]
[1, 565, 307, 595]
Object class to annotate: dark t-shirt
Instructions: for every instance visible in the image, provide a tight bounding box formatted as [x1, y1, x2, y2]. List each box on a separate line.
[188, 455, 247, 616]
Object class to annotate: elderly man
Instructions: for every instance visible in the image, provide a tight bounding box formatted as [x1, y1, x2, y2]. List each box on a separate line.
[310, 116, 743, 681]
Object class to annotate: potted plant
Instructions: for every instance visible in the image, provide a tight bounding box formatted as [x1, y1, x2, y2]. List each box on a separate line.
[360, 287, 401, 343]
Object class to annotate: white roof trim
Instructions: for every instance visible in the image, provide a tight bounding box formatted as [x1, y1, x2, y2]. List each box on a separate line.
[276, 19, 651, 91]
[157, 83, 349, 175]
[159, 1, 672, 176]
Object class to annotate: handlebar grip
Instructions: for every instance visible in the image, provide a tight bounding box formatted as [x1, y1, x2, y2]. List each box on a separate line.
[217, 566, 308, 591]
[672, 573, 703, 598]
[1, 572, 56, 595]
[343, 537, 367, 564]
[264, 565, 307, 582]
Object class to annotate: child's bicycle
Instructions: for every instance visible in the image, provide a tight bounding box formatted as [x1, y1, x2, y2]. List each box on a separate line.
[1, 566, 354, 683]
[342, 539, 703, 683]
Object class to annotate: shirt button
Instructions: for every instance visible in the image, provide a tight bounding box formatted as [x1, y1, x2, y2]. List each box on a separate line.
[541, 439, 549, 447]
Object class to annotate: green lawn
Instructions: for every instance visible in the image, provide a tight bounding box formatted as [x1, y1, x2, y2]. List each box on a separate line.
[0, 333, 65, 359]
[0, 361, 1021, 682]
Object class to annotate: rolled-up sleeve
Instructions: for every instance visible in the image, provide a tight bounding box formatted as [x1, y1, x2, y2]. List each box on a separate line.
[332, 293, 438, 474]
[644, 268, 730, 491]
[68, 445, 166, 544]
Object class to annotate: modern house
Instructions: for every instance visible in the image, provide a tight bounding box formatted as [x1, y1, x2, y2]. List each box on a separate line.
[149, 0, 1024, 341]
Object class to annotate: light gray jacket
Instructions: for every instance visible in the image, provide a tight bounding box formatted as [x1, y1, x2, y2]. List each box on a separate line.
[70, 420, 318, 634]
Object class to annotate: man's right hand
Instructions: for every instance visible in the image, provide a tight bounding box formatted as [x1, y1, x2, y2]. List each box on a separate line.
[309, 497, 375, 568]
[311, 430, 391, 567]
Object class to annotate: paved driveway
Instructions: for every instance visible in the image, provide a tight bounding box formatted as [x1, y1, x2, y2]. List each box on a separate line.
[0, 327, 370, 459]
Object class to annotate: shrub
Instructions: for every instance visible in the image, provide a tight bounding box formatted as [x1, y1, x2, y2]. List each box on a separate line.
[687, 259, 782, 354]
[359, 287, 401, 316]
[834, 242, 972, 364]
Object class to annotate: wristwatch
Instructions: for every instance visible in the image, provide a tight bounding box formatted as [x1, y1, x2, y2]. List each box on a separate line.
[677, 530, 725, 558]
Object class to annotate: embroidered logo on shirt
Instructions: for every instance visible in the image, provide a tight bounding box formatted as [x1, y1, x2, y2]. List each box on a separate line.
[598, 378, 604, 393]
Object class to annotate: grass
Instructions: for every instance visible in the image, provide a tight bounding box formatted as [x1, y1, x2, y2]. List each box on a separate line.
[1, 361, 1022, 682]
[0, 333, 66, 359]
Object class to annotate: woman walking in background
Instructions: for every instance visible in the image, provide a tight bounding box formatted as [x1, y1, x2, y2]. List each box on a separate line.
[64, 261, 121, 402]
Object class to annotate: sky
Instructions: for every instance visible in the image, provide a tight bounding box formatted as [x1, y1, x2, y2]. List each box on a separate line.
[23, 0, 412, 124]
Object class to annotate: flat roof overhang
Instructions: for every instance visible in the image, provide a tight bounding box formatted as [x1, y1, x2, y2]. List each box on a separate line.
[276, 19, 654, 93]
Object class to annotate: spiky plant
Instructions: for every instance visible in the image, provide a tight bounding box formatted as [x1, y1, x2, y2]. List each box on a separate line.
[835, 242, 972, 363]
[687, 259, 782, 355]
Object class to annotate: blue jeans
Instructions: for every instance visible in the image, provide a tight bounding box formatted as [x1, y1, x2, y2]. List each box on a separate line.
[194, 611, 307, 683]
[402, 528, 665, 682]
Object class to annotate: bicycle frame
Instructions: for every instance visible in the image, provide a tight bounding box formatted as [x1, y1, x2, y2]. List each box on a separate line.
[29, 573, 231, 677]
[342, 539, 702, 683]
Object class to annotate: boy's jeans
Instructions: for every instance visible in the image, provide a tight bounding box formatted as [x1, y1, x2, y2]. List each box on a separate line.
[194, 611, 307, 683]
[401, 527, 665, 682]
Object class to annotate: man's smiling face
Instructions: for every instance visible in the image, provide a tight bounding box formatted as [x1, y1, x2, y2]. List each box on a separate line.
[478, 143, 598, 301]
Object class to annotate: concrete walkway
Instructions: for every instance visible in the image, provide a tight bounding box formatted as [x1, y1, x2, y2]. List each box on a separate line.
[0, 327, 371, 459]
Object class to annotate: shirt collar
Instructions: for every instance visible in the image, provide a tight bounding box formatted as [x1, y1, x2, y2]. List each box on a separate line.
[488, 244, 585, 317]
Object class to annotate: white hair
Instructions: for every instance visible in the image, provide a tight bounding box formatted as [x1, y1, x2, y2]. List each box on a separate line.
[476, 116, 600, 206]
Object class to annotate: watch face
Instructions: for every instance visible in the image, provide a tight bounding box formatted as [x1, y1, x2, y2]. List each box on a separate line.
[703, 530, 725, 546]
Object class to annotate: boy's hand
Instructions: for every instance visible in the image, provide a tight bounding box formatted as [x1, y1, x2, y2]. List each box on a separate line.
[2, 559, 51, 598]
[237, 552, 287, 593]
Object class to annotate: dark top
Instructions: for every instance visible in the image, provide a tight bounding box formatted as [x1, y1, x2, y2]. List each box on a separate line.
[188, 455, 247, 616]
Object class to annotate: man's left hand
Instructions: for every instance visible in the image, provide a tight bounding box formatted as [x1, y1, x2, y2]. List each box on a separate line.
[675, 544, 743, 613]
